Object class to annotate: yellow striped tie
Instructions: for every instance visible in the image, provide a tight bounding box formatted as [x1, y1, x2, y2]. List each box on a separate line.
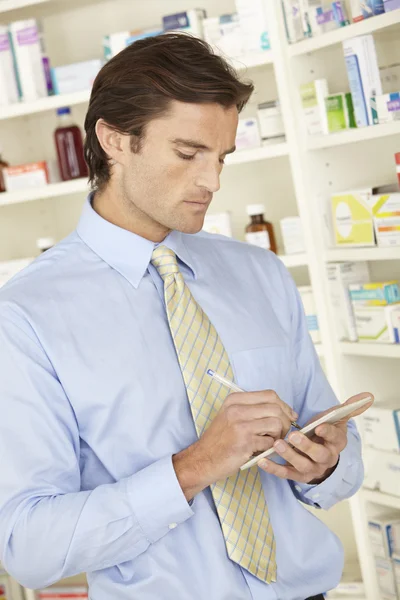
[152, 245, 277, 583]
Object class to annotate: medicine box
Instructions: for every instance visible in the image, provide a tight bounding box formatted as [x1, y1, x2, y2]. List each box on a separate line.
[373, 194, 400, 248]
[298, 285, 321, 343]
[163, 9, 207, 38]
[353, 305, 400, 343]
[368, 517, 400, 558]
[0, 26, 19, 105]
[384, 0, 400, 10]
[349, 281, 400, 306]
[343, 35, 382, 127]
[375, 557, 397, 600]
[282, 0, 304, 44]
[364, 447, 400, 497]
[235, 0, 270, 54]
[103, 28, 161, 60]
[235, 118, 261, 151]
[51, 59, 102, 95]
[8, 19, 48, 103]
[325, 92, 356, 132]
[393, 555, 400, 599]
[362, 399, 400, 453]
[326, 261, 370, 342]
[362, 0, 385, 17]
[202, 212, 232, 237]
[371, 93, 400, 124]
[396, 153, 400, 188]
[4, 161, 49, 192]
[280, 216, 306, 255]
[331, 189, 376, 247]
[203, 14, 243, 59]
[257, 101, 285, 142]
[300, 79, 329, 136]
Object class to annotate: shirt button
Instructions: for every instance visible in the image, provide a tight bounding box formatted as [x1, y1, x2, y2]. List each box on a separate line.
[169, 523, 178, 530]
[295, 485, 302, 492]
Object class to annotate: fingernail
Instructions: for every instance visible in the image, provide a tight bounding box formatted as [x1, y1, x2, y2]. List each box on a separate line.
[258, 459, 268, 469]
[275, 441, 286, 453]
[291, 433, 302, 445]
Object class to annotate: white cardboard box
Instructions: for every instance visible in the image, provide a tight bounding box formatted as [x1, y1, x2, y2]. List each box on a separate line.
[202, 212, 232, 237]
[300, 78, 329, 136]
[375, 557, 398, 600]
[368, 517, 400, 558]
[235, 117, 261, 151]
[280, 216, 306, 255]
[393, 554, 400, 599]
[0, 26, 19, 105]
[362, 400, 400, 453]
[326, 261, 370, 342]
[235, 0, 271, 54]
[298, 285, 321, 343]
[353, 305, 400, 343]
[363, 447, 400, 498]
[9, 19, 48, 103]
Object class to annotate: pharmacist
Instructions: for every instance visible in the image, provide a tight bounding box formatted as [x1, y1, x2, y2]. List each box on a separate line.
[0, 34, 372, 600]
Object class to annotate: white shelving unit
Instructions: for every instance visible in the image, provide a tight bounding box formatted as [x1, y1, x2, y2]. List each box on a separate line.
[1, 1, 400, 599]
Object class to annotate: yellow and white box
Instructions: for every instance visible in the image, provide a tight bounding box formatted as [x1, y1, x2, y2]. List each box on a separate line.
[349, 281, 400, 306]
[373, 194, 400, 248]
[331, 188, 376, 247]
[353, 305, 400, 343]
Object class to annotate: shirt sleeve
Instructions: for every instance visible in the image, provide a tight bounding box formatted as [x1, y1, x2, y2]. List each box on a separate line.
[276, 262, 364, 510]
[0, 309, 194, 590]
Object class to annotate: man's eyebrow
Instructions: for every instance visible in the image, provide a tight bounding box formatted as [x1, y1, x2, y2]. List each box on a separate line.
[171, 138, 236, 155]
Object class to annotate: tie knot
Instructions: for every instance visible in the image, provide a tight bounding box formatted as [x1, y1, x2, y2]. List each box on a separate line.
[151, 245, 180, 280]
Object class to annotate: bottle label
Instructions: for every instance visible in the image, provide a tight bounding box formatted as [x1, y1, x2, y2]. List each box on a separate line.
[245, 231, 270, 250]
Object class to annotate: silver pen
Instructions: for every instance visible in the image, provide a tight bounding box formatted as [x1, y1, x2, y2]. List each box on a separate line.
[207, 369, 301, 430]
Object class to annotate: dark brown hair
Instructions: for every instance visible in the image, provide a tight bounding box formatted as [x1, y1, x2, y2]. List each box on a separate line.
[84, 33, 254, 191]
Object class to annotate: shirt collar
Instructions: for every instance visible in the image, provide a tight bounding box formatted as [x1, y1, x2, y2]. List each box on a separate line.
[77, 195, 197, 288]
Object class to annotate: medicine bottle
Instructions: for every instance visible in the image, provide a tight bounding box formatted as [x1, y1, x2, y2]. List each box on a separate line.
[0, 146, 9, 193]
[37, 237, 55, 253]
[54, 107, 88, 181]
[245, 204, 277, 254]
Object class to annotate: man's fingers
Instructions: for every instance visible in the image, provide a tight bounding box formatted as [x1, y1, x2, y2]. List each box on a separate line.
[226, 390, 297, 421]
[314, 423, 341, 443]
[284, 434, 333, 465]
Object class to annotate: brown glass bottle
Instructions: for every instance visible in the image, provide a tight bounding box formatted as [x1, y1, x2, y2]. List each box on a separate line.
[0, 148, 9, 193]
[245, 204, 277, 254]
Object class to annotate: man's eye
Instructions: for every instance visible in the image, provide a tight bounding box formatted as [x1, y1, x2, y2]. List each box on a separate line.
[177, 152, 196, 161]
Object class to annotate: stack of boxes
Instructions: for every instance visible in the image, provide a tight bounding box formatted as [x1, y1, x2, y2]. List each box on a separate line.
[363, 400, 400, 599]
[349, 281, 400, 343]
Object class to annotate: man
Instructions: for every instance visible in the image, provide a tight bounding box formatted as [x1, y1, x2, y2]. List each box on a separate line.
[0, 34, 371, 600]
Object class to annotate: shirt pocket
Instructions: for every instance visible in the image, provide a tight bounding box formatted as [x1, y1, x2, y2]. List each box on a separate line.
[230, 345, 292, 409]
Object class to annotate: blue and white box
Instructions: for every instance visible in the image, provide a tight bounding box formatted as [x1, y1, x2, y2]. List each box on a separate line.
[361, 0, 385, 17]
[368, 518, 400, 558]
[343, 35, 382, 127]
[163, 9, 207, 38]
[362, 400, 400, 453]
[235, 0, 270, 54]
[298, 285, 321, 343]
[0, 25, 19, 105]
[51, 59, 103, 95]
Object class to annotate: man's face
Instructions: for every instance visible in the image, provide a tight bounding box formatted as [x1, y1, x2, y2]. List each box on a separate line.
[119, 100, 238, 236]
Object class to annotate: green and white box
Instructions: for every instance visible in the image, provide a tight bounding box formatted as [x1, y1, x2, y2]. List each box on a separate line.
[300, 78, 329, 135]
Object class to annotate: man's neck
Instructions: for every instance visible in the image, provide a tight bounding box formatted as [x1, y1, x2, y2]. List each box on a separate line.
[92, 185, 170, 243]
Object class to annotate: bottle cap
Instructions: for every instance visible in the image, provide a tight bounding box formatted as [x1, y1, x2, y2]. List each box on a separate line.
[246, 204, 265, 217]
[56, 107, 71, 116]
[36, 237, 56, 250]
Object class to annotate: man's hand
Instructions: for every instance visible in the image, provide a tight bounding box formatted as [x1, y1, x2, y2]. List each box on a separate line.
[173, 390, 297, 501]
[257, 392, 374, 485]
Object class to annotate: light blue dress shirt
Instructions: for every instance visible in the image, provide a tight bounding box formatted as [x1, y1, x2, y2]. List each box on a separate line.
[0, 197, 363, 600]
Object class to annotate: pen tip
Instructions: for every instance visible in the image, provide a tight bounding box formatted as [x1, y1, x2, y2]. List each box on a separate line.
[207, 369, 214, 376]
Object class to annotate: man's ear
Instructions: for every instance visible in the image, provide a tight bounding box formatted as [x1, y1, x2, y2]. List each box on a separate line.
[95, 119, 129, 165]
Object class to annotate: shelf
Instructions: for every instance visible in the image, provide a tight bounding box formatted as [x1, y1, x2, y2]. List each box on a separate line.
[0, 178, 88, 207]
[339, 342, 400, 358]
[0, 0, 50, 12]
[326, 247, 400, 262]
[0, 89, 91, 121]
[288, 9, 400, 57]
[226, 142, 289, 165]
[363, 489, 400, 510]
[278, 253, 308, 268]
[307, 121, 400, 150]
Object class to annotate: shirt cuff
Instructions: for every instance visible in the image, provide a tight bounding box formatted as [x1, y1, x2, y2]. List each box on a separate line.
[126, 455, 195, 544]
[291, 440, 362, 510]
